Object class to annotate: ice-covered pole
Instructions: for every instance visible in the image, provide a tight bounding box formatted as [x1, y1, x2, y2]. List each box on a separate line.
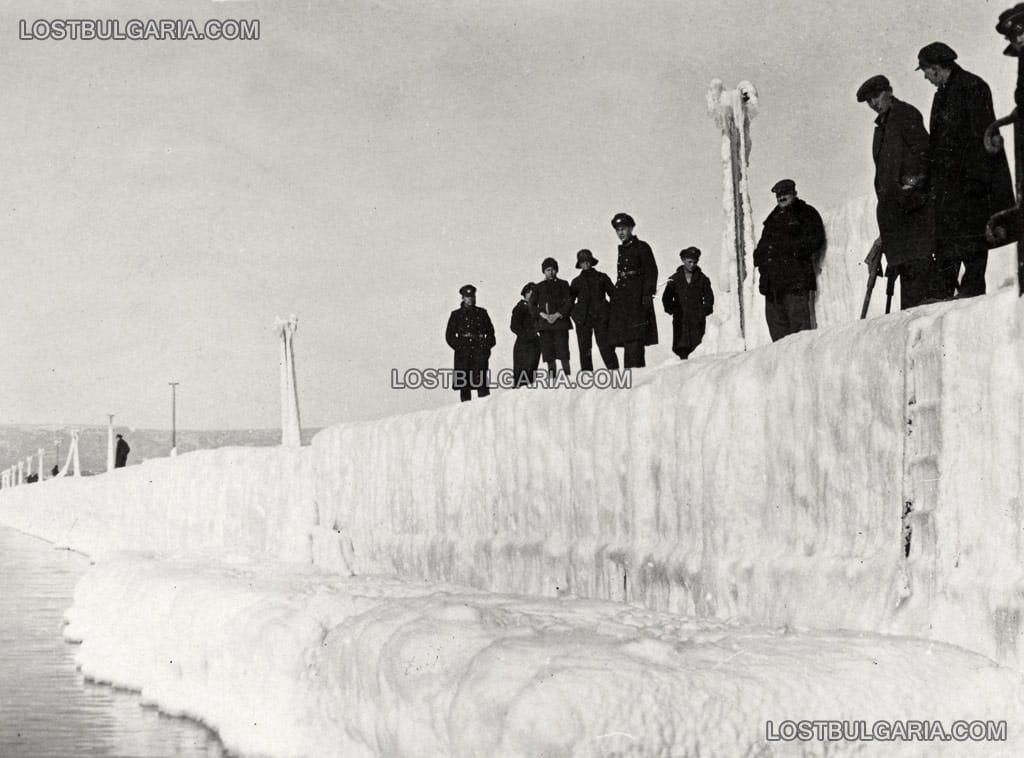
[275, 315, 302, 447]
[106, 414, 115, 472]
[707, 79, 763, 350]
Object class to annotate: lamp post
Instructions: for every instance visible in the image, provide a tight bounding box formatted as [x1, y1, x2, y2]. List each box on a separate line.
[55, 437, 61, 476]
[169, 381, 179, 456]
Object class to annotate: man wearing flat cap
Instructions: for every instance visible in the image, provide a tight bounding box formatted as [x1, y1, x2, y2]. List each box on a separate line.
[607, 213, 659, 368]
[752, 180, 825, 341]
[445, 284, 496, 402]
[985, 4, 1024, 294]
[856, 74, 941, 309]
[570, 248, 618, 372]
[918, 41, 1014, 298]
[662, 247, 714, 359]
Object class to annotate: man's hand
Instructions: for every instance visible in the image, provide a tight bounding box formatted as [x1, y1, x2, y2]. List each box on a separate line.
[984, 124, 1004, 155]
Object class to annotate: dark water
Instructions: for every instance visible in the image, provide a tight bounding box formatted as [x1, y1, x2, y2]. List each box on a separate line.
[0, 527, 228, 758]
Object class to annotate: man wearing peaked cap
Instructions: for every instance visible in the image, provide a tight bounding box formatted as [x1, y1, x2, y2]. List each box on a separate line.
[753, 180, 825, 341]
[919, 40, 1014, 298]
[607, 212, 658, 368]
[856, 73, 942, 309]
[532, 257, 573, 377]
[445, 283, 495, 402]
[987, 4, 1024, 296]
[570, 248, 618, 372]
[662, 247, 714, 360]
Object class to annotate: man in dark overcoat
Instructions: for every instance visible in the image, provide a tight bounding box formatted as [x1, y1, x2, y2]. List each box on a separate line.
[918, 42, 1014, 298]
[532, 257, 573, 377]
[662, 247, 714, 359]
[986, 5, 1024, 295]
[569, 249, 618, 372]
[607, 212, 658, 369]
[753, 180, 826, 341]
[856, 75, 941, 309]
[510, 282, 540, 387]
[115, 434, 130, 468]
[445, 284, 496, 402]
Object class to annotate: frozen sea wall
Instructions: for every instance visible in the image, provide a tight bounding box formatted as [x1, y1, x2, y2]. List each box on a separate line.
[2, 290, 1024, 668]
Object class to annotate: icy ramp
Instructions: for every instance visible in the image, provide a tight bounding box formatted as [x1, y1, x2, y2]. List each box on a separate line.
[66, 554, 1024, 758]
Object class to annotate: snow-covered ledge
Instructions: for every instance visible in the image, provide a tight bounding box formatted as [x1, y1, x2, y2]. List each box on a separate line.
[2, 290, 1023, 670]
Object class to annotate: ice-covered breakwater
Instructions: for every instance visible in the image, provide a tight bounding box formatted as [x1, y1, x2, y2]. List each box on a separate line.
[2, 288, 1023, 671]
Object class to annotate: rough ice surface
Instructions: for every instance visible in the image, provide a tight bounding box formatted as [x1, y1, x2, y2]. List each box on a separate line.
[64, 554, 1024, 757]
[2, 245, 1024, 754]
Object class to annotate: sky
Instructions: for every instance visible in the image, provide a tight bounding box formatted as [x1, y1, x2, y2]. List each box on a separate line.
[0, 0, 1016, 429]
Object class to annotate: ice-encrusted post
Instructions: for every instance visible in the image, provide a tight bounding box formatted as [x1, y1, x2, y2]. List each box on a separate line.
[276, 315, 302, 447]
[38, 448, 45, 480]
[57, 430, 81, 477]
[106, 414, 115, 472]
[17, 461, 24, 485]
[707, 79, 765, 350]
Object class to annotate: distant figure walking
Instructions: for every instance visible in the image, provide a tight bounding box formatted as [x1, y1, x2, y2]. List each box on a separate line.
[856, 75, 941, 309]
[917, 41, 1014, 298]
[662, 247, 714, 359]
[753, 179, 825, 341]
[115, 434, 130, 468]
[446, 284, 496, 402]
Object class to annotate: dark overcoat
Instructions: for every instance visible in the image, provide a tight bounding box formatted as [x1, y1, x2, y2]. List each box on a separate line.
[753, 198, 826, 296]
[569, 268, 614, 327]
[607, 237, 659, 346]
[928, 64, 1014, 248]
[662, 265, 714, 357]
[872, 98, 935, 266]
[532, 278, 573, 331]
[445, 304, 495, 390]
[509, 300, 540, 380]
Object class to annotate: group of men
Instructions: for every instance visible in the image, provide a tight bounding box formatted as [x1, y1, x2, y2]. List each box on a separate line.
[856, 39, 1017, 309]
[445, 213, 715, 401]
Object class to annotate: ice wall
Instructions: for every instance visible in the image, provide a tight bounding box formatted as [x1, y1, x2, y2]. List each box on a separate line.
[2, 291, 1024, 669]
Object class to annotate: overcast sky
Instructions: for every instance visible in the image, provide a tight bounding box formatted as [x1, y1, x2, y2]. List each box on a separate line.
[0, 0, 1014, 429]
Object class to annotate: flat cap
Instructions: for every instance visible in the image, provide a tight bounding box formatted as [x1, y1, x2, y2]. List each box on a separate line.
[541, 257, 559, 272]
[520, 281, 535, 297]
[679, 246, 701, 261]
[916, 42, 957, 69]
[771, 179, 796, 195]
[611, 212, 636, 229]
[856, 75, 892, 102]
[459, 284, 477, 297]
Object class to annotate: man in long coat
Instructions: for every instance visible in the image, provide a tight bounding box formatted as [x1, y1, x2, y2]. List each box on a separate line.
[569, 248, 618, 371]
[510, 282, 540, 387]
[918, 42, 1015, 298]
[856, 75, 941, 309]
[445, 284, 495, 402]
[662, 247, 714, 359]
[607, 212, 658, 369]
[753, 180, 826, 341]
[114, 434, 130, 468]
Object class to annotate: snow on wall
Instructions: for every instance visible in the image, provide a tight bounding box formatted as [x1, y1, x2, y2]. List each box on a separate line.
[2, 290, 1024, 669]
[64, 554, 1024, 758]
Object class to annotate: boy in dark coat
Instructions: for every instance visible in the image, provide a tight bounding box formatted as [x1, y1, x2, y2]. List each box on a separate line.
[662, 247, 714, 359]
[607, 213, 659, 368]
[510, 282, 540, 387]
[569, 249, 618, 371]
[445, 284, 496, 402]
[532, 257, 573, 377]
[856, 75, 941, 309]
[753, 180, 826, 342]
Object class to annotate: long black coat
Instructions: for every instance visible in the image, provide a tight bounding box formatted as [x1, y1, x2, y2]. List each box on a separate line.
[872, 98, 934, 266]
[532, 278, 573, 331]
[569, 268, 614, 327]
[445, 304, 495, 390]
[509, 300, 540, 378]
[608, 237, 659, 346]
[115, 438, 130, 468]
[928, 64, 1014, 249]
[662, 265, 714, 358]
[753, 198, 826, 296]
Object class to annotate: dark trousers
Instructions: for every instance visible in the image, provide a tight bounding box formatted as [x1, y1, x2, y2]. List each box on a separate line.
[622, 340, 645, 368]
[897, 256, 945, 310]
[459, 386, 490, 402]
[512, 340, 540, 387]
[936, 240, 987, 299]
[576, 322, 619, 371]
[765, 292, 812, 342]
